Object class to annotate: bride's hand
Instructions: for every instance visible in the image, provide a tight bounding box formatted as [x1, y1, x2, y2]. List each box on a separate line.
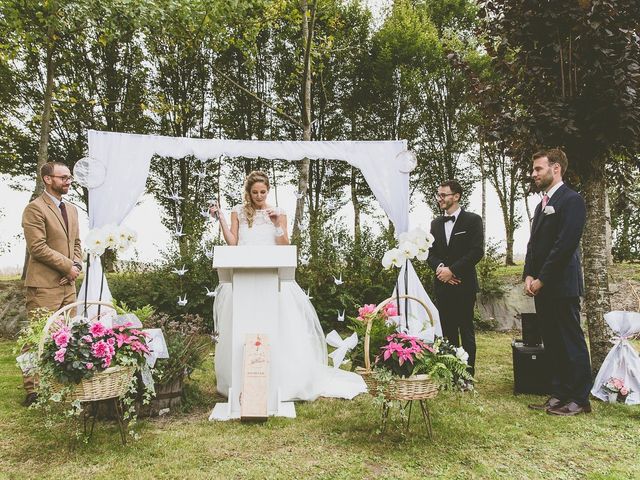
[266, 208, 279, 225]
[209, 205, 222, 221]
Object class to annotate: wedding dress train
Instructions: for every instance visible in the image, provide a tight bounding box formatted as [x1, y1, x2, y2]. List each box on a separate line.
[213, 205, 366, 401]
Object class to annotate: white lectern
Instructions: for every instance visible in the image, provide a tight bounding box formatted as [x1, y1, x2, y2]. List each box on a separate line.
[209, 245, 297, 421]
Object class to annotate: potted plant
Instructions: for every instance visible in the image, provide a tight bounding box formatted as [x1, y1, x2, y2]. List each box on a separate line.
[140, 312, 210, 415]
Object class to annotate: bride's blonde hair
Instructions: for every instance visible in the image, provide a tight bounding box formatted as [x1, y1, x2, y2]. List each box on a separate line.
[243, 170, 270, 227]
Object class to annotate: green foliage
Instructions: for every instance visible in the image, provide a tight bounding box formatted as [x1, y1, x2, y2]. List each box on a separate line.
[477, 239, 505, 299]
[473, 306, 497, 332]
[14, 307, 50, 354]
[295, 219, 399, 332]
[143, 312, 210, 386]
[610, 167, 640, 262]
[347, 316, 396, 371]
[480, 0, 640, 177]
[108, 248, 220, 331]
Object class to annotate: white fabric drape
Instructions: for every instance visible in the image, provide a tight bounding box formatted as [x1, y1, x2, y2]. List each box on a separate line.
[591, 311, 640, 405]
[392, 261, 443, 341]
[79, 130, 428, 309]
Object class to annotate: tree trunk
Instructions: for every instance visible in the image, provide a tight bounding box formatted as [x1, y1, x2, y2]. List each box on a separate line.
[23, 24, 56, 280]
[604, 189, 613, 266]
[479, 141, 486, 244]
[35, 26, 56, 198]
[351, 167, 361, 246]
[582, 168, 612, 374]
[523, 183, 533, 229]
[292, 0, 316, 242]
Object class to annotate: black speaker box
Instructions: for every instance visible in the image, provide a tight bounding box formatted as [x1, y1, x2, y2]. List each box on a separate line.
[511, 340, 551, 395]
[521, 313, 542, 347]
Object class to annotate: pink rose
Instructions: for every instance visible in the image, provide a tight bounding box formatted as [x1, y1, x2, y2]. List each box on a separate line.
[89, 322, 107, 337]
[620, 387, 629, 396]
[54, 347, 66, 363]
[86, 362, 94, 369]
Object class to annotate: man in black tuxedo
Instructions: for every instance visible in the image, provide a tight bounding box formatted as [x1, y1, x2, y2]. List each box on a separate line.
[427, 180, 484, 376]
[524, 148, 592, 416]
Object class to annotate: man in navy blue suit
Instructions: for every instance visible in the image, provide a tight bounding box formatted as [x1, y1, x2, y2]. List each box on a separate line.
[427, 180, 484, 376]
[524, 148, 592, 416]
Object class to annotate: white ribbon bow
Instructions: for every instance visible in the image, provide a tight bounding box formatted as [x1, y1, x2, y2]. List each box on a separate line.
[325, 330, 358, 369]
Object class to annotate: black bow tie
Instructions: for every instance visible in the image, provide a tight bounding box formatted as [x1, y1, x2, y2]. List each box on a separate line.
[443, 215, 455, 223]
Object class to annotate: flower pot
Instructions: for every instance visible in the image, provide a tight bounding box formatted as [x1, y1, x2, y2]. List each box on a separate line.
[607, 392, 618, 403]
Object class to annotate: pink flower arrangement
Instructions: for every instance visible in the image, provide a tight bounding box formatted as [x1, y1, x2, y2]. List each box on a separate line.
[356, 302, 398, 322]
[604, 377, 632, 396]
[42, 318, 151, 384]
[376, 332, 433, 377]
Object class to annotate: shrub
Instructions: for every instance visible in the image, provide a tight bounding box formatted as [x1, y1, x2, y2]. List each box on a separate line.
[477, 239, 506, 299]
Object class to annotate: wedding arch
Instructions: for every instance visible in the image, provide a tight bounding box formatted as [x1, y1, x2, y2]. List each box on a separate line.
[77, 129, 441, 337]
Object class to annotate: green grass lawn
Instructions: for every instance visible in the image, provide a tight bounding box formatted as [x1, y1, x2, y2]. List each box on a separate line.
[1, 333, 638, 480]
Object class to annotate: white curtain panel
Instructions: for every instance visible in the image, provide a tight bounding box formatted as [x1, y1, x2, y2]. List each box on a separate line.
[393, 260, 443, 341]
[78, 130, 430, 311]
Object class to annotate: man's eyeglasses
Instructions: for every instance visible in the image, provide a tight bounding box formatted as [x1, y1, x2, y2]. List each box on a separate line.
[48, 175, 74, 183]
[435, 193, 455, 199]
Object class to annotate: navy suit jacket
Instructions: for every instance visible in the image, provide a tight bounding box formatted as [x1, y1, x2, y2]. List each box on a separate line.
[427, 210, 484, 295]
[523, 184, 585, 298]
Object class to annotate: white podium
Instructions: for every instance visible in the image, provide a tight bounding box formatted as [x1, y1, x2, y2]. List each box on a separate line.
[209, 245, 297, 421]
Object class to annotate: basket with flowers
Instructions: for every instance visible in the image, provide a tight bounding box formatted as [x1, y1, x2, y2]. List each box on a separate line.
[37, 301, 151, 403]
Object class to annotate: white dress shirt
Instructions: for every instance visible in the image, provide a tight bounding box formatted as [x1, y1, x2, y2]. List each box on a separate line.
[544, 180, 564, 200]
[444, 206, 461, 245]
[44, 190, 64, 211]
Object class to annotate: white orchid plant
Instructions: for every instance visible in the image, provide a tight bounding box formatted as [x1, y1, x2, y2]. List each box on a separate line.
[382, 227, 434, 269]
[85, 224, 137, 257]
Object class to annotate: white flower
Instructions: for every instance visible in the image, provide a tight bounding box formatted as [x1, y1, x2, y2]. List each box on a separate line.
[102, 224, 119, 250]
[398, 240, 418, 260]
[455, 346, 469, 365]
[116, 225, 137, 252]
[410, 227, 429, 243]
[382, 248, 403, 269]
[85, 228, 106, 256]
[398, 231, 412, 244]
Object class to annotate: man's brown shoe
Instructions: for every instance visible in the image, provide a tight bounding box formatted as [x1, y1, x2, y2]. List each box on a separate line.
[528, 397, 563, 411]
[547, 401, 592, 416]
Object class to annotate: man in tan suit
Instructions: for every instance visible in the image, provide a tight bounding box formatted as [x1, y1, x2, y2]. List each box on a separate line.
[21, 161, 83, 404]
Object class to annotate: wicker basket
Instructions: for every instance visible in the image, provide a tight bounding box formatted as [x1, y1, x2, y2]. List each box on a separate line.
[38, 300, 136, 402]
[357, 295, 439, 401]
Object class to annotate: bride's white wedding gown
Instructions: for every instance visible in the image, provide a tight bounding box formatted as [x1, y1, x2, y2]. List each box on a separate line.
[214, 205, 366, 401]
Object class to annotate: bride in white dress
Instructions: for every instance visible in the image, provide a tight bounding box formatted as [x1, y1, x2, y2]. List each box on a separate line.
[209, 170, 366, 401]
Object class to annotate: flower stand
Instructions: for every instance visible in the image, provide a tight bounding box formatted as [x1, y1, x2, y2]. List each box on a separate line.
[357, 295, 439, 438]
[38, 300, 136, 445]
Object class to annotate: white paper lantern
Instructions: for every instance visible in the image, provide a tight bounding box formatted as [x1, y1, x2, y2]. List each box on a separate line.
[73, 156, 107, 189]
